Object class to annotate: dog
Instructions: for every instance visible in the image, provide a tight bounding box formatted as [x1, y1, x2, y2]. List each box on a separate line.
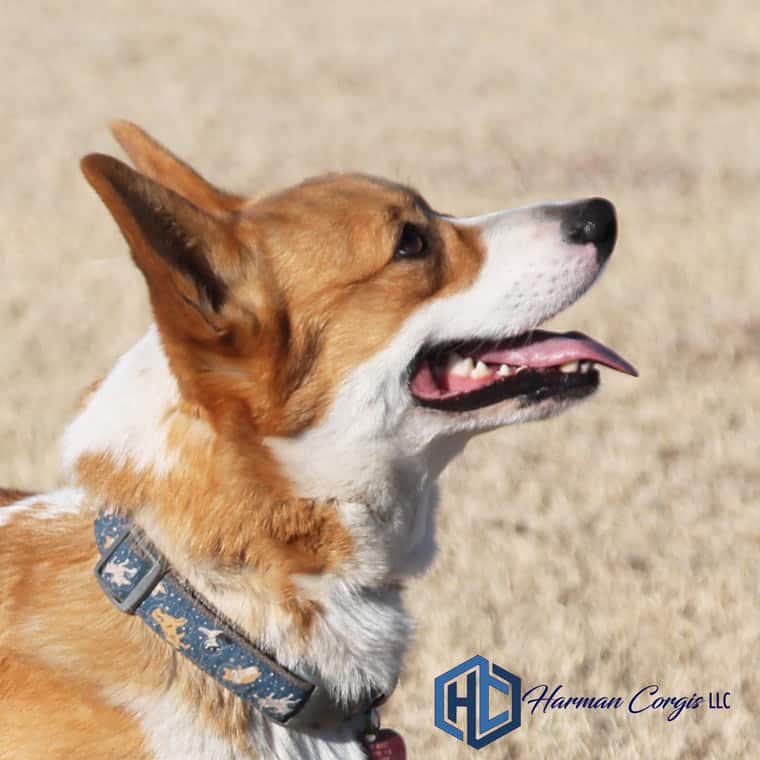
[0, 122, 636, 760]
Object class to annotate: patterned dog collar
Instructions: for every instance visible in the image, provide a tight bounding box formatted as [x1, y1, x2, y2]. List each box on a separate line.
[93, 512, 384, 730]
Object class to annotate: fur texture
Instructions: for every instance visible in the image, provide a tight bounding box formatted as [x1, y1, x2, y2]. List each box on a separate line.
[0, 123, 623, 759]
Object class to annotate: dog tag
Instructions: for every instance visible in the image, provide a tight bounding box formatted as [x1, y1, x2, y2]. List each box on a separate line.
[362, 728, 406, 760]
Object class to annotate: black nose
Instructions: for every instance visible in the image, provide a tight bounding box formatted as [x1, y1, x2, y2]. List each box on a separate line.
[560, 197, 617, 263]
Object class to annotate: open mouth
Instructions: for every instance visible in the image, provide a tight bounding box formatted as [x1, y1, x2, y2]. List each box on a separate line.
[409, 330, 638, 412]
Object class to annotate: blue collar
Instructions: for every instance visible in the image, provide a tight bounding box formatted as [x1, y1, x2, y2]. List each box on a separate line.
[93, 512, 384, 730]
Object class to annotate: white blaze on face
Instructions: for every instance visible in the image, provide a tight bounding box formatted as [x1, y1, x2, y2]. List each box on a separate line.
[451, 200, 605, 339]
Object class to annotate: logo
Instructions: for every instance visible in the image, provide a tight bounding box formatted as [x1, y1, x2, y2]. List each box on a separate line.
[434, 655, 521, 749]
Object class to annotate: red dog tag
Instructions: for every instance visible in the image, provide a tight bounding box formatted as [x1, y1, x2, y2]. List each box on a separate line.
[363, 728, 406, 760]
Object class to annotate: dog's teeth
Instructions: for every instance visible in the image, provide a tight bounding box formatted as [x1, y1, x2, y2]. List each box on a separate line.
[579, 361, 593, 373]
[515, 365, 528, 374]
[471, 360, 491, 379]
[559, 361, 580, 373]
[497, 364, 511, 377]
[447, 353, 474, 377]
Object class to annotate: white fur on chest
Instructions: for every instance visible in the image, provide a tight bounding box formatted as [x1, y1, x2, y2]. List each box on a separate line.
[132, 689, 369, 760]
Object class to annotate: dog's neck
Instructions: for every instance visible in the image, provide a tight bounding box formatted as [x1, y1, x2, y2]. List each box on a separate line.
[60, 327, 452, 740]
[62, 326, 449, 581]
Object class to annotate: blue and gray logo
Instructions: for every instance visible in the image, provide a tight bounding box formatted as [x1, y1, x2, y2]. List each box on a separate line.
[434, 655, 521, 749]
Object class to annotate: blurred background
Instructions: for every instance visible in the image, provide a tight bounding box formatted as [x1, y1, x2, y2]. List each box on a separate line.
[2, 2, 758, 757]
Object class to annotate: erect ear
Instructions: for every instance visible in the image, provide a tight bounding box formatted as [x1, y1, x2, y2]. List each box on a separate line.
[81, 153, 248, 341]
[110, 120, 244, 215]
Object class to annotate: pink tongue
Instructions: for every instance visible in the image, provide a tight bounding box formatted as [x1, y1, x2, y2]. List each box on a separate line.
[477, 330, 638, 375]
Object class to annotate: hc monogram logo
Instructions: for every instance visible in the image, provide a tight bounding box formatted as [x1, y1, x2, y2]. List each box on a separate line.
[434, 655, 521, 750]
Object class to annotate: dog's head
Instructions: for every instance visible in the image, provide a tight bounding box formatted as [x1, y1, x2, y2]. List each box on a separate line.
[82, 122, 635, 487]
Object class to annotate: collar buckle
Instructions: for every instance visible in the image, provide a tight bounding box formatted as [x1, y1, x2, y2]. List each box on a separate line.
[94, 525, 167, 614]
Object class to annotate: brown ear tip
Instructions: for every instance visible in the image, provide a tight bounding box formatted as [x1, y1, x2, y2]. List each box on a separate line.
[110, 118, 140, 141]
[81, 152, 110, 179]
[80, 154, 134, 191]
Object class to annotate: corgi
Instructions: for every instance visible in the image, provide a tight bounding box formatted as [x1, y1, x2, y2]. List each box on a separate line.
[0, 122, 636, 760]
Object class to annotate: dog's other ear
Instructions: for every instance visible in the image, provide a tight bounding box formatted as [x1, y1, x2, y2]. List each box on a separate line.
[110, 120, 244, 215]
[81, 154, 266, 351]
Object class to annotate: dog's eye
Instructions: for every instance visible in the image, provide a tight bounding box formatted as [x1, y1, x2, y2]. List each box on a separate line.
[394, 223, 427, 260]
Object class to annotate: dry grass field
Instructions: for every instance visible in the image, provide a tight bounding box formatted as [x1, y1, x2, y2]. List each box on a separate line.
[2, 2, 759, 758]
